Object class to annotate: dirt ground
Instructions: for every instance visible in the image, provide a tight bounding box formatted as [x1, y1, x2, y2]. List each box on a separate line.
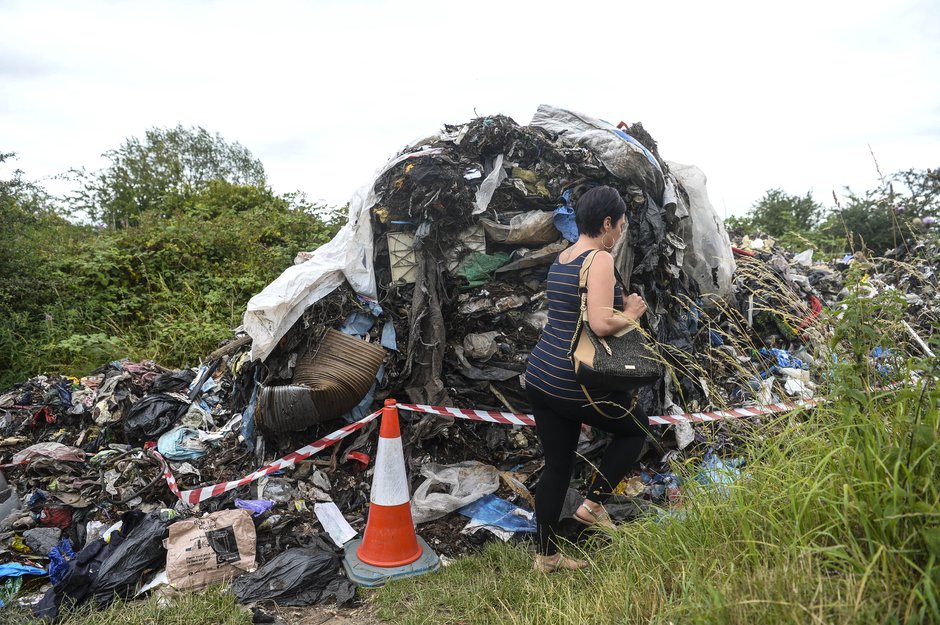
[258, 602, 383, 625]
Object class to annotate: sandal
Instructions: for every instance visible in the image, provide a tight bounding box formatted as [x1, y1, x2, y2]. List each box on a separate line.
[573, 501, 616, 530]
[532, 553, 589, 573]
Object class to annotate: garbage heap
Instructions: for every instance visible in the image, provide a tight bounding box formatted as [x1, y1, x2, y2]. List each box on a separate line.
[254, 105, 736, 429]
[1, 104, 934, 619]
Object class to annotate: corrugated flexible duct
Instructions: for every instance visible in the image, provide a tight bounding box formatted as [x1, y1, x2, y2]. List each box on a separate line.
[256, 329, 386, 432]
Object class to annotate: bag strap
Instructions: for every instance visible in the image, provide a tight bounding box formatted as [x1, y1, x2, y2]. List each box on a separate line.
[579, 249, 628, 293]
[578, 249, 600, 292]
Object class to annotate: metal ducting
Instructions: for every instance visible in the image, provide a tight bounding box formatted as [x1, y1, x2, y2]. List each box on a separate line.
[256, 329, 386, 433]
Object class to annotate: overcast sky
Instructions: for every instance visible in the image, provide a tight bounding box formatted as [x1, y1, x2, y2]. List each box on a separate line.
[2, 0, 938, 218]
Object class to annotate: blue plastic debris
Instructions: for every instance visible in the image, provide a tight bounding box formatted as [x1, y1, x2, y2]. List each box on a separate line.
[553, 190, 579, 243]
[381, 322, 398, 351]
[0, 563, 46, 579]
[235, 499, 274, 516]
[457, 494, 536, 534]
[695, 450, 743, 496]
[48, 538, 75, 586]
[759, 347, 808, 370]
[157, 427, 209, 461]
[339, 311, 375, 336]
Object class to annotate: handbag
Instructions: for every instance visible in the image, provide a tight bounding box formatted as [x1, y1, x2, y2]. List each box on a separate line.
[568, 250, 662, 392]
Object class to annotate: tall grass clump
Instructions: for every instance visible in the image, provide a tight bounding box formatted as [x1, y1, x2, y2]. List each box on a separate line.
[373, 264, 939, 625]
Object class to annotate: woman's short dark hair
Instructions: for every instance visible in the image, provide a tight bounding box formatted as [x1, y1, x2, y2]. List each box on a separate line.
[574, 186, 627, 237]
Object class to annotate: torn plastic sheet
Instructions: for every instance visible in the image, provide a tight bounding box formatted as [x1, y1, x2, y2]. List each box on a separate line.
[12, 442, 86, 465]
[530, 105, 664, 202]
[411, 461, 501, 525]
[669, 162, 734, 299]
[458, 494, 536, 539]
[473, 154, 506, 215]
[553, 189, 579, 242]
[380, 322, 397, 351]
[339, 311, 375, 336]
[243, 147, 447, 362]
[479, 210, 558, 246]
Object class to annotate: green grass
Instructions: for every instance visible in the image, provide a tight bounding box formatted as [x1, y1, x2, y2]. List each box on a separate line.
[0, 585, 251, 625]
[372, 385, 939, 625]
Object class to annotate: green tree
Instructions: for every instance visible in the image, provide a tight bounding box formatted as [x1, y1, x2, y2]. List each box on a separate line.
[68, 125, 266, 228]
[821, 168, 939, 254]
[725, 189, 826, 249]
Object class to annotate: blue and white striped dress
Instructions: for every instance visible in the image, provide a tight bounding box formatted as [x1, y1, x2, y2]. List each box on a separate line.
[525, 250, 623, 402]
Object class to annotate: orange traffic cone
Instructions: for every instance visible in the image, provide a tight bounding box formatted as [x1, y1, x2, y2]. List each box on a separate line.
[343, 399, 439, 586]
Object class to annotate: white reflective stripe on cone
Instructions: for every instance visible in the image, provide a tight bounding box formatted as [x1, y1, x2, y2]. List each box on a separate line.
[370, 436, 410, 506]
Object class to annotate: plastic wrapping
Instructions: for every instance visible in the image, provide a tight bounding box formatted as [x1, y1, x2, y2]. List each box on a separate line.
[668, 162, 734, 299]
[473, 154, 507, 214]
[232, 547, 353, 606]
[122, 393, 189, 443]
[242, 148, 449, 362]
[410, 461, 501, 525]
[530, 105, 665, 203]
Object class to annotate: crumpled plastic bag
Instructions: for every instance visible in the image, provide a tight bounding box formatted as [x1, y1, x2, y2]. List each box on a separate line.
[123, 393, 190, 443]
[91, 510, 175, 608]
[669, 162, 734, 299]
[231, 548, 354, 607]
[156, 426, 225, 461]
[13, 443, 85, 465]
[411, 461, 501, 525]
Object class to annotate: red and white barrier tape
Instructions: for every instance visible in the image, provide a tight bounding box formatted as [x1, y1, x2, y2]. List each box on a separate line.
[396, 399, 818, 427]
[156, 399, 817, 505]
[154, 408, 382, 505]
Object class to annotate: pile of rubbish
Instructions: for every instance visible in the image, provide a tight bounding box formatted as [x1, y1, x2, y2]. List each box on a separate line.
[1, 105, 936, 620]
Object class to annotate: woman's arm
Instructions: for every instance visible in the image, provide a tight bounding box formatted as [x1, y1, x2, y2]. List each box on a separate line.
[585, 251, 647, 337]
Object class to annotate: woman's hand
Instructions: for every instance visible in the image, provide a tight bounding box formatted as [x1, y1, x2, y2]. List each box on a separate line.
[622, 293, 647, 320]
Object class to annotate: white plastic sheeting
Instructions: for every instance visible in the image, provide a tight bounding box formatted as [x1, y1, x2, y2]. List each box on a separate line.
[242, 147, 443, 362]
[530, 104, 666, 205]
[668, 162, 735, 299]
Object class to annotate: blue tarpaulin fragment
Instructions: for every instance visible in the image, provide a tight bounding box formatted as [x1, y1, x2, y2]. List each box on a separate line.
[553, 190, 579, 243]
[0, 563, 46, 579]
[381, 322, 398, 351]
[457, 494, 536, 534]
[339, 311, 375, 336]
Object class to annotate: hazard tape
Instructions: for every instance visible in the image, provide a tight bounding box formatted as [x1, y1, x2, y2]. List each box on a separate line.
[155, 408, 382, 506]
[396, 399, 818, 426]
[155, 399, 817, 505]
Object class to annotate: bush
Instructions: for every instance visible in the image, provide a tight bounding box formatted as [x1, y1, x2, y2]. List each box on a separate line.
[1, 180, 342, 387]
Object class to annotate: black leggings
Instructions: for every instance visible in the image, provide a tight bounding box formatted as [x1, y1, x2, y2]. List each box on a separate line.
[527, 386, 648, 555]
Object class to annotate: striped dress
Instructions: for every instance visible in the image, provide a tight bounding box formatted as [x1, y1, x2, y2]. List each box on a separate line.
[525, 250, 624, 402]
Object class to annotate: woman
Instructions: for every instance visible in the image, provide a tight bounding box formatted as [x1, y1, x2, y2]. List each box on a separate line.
[524, 185, 650, 573]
